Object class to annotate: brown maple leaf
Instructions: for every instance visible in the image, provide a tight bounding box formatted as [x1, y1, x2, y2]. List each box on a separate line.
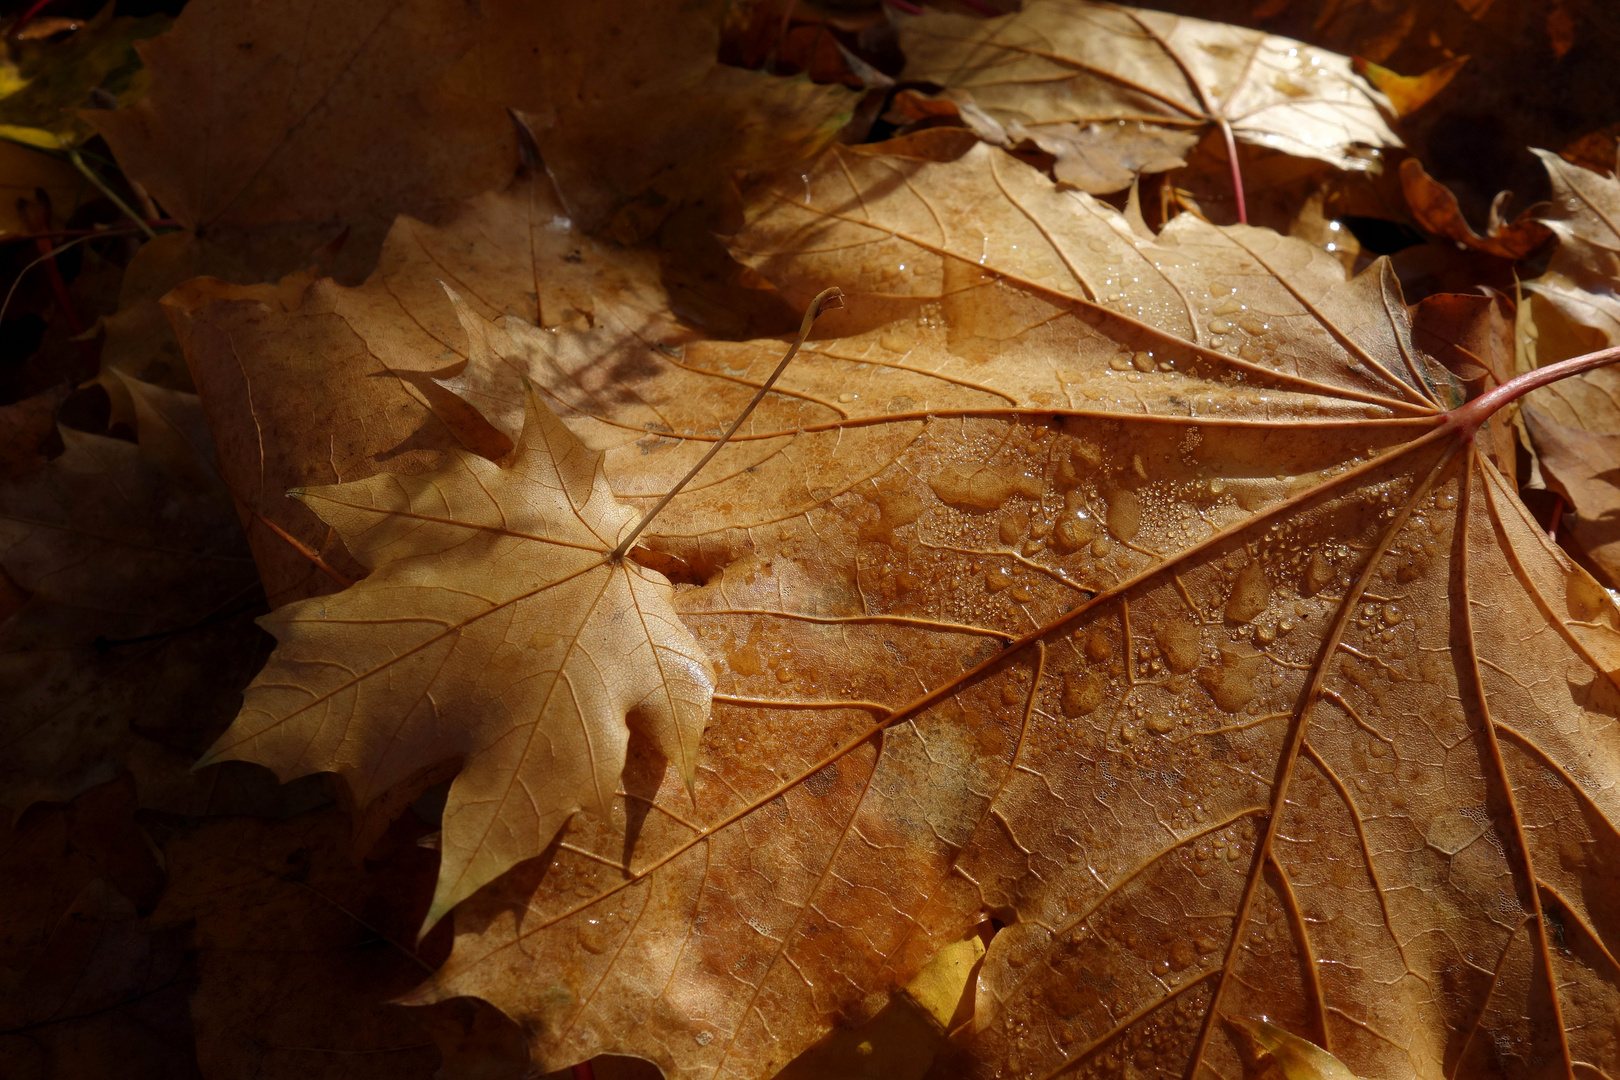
[0, 878, 197, 1080]
[172, 124, 1620, 1078]
[385, 143, 1616, 1080]
[897, 0, 1401, 194]
[88, 0, 851, 368]
[197, 373, 715, 929]
[149, 807, 461, 1080]
[1526, 148, 1620, 345]
[161, 167, 671, 612]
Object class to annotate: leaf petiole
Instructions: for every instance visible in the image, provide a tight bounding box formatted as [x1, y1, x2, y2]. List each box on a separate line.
[67, 149, 159, 240]
[1447, 342, 1620, 436]
[1217, 117, 1247, 225]
[608, 286, 844, 560]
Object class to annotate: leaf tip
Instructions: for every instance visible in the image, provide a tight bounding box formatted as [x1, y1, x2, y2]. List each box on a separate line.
[417, 901, 451, 945]
[437, 278, 464, 306]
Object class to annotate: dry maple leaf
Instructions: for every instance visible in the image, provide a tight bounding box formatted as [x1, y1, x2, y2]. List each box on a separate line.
[85, 0, 519, 237]
[379, 143, 1616, 1080]
[1518, 406, 1620, 579]
[90, 0, 849, 454]
[171, 133, 1620, 1077]
[149, 807, 455, 1080]
[897, 0, 1400, 194]
[1399, 158, 1552, 260]
[0, 878, 197, 1080]
[1510, 149, 1620, 584]
[1527, 148, 1620, 346]
[197, 374, 715, 929]
[86, 0, 848, 275]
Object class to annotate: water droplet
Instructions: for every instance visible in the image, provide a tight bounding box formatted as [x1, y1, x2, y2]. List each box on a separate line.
[1106, 490, 1142, 540]
[578, 916, 614, 954]
[1225, 562, 1271, 623]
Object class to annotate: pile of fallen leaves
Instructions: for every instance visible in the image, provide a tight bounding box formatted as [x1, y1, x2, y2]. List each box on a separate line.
[7, 2, 1620, 1078]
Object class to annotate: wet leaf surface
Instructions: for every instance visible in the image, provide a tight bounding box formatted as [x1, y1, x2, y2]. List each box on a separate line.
[180, 139, 1620, 1079]
[9, 3, 1620, 1078]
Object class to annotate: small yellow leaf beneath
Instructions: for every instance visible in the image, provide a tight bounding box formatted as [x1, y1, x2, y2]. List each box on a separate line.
[774, 935, 984, 1080]
[900, 933, 985, 1030]
[1229, 1017, 1365, 1080]
[0, 124, 64, 150]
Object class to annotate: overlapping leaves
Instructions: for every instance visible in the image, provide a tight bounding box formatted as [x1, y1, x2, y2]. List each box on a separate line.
[199, 356, 714, 929]
[173, 133, 1620, 1080]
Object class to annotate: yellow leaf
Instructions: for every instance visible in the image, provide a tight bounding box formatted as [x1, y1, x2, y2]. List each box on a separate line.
[1354, 54, 1469, 117]
[773, 936, 984, 1080]
[1229, 1017, 1364, 1080]
[0, 124, 64, 150]
[901, 933, 984, 1030]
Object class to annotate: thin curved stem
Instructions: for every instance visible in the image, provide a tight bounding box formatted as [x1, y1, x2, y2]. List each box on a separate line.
[0, 233, 106, 325]
[1447, 343, 1620, 436]
[67, 149, 158, 239]
[610, 286, 843, 560]
[1218, 118, 1247, 225]
[254, 510, 354, 588]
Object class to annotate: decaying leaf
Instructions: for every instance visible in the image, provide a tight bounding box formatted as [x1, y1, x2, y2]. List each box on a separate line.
[898, 0, 1400, 193]
[503, 0, 856, 241]
[183, 130, 1620, 1080]
[0, 139, 83, 236]
[150, 807, 456, 1080]
[1520, 407, 1620, 583]
[87, 0, 848, 437]
[0, 378, 261, 812]
[198, 368, 714, 929]
[0, 878, 198, 1080]
[1528, 148, 1620, 343]
[87, 0, 850, 247]
[85, 0, 519, 239]
[1511, 150, 1620, 583]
